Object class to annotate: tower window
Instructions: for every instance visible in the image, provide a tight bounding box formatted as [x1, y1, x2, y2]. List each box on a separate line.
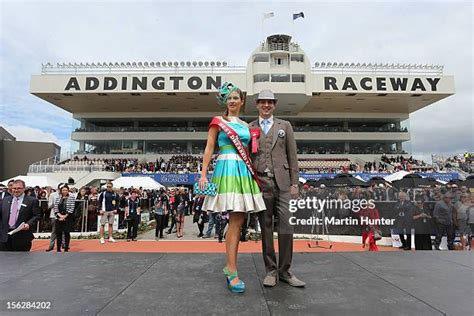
[292, 74, 305, 82]
[253, 54, 269, 62]
[271, 74, 290, 82]
[254, 74, 270, 82]
[290, 54, 304, 62]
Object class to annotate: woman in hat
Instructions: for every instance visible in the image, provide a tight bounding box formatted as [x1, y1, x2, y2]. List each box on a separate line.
[199, 82, 265, 293]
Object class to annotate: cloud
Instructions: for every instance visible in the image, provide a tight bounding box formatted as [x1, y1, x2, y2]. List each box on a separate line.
[0, 1, 472, 159]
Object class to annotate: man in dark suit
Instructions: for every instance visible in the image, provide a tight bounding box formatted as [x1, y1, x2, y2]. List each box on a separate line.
[249, 90, 305, 287]
[0, 184, 7, 204]
[0, 179, 40, 251]
[0, 180, 14, 203]
[394, 191, 414, 250]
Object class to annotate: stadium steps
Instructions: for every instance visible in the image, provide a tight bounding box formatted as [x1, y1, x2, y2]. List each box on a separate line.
[73, 171, 120, 188]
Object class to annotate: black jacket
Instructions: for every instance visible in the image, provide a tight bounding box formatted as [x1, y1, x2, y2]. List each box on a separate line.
[0, 195, 40, 243]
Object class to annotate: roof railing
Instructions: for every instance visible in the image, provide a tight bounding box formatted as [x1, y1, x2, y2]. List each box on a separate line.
[312, 62, 444, 75]
[40, 61, 246, 75]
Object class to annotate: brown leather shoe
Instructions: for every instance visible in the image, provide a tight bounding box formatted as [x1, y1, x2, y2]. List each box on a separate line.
[263, 272, 277, 287]
[279, 272, 306, 287]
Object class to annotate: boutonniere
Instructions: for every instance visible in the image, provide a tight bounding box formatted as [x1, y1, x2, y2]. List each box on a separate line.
[278, 129, 285, 138]
[250, 128, 261, 154]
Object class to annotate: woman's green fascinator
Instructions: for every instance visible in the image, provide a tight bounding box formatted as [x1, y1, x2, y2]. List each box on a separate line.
[216, 82, 239, 106]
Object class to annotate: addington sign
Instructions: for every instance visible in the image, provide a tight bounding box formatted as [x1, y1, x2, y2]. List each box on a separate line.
[64, 75, 222, 91]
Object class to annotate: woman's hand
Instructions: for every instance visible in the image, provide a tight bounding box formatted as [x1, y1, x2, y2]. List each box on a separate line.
[199, 176, 208, 191]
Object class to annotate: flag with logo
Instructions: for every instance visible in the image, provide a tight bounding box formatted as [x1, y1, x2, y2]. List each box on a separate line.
[293, 12, 304, 20]
[263, 12, 274, 20]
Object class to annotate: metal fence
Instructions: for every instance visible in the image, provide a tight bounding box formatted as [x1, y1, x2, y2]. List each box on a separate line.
[36, 198, 154, 234]
[29, 164, 106, 173]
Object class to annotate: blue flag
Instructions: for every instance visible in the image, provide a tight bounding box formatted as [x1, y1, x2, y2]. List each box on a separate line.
[293, 12, 304, 20]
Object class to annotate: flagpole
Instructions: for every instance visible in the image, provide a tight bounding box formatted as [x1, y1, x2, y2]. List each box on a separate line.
[292, 18, 295, 39]
[262, 12, 274, 40]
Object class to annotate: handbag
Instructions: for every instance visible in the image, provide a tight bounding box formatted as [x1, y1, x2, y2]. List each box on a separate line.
[193, 182, 218, 196]
[372, 227, 382, 241]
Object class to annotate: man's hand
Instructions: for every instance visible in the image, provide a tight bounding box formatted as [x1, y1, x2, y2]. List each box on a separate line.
[290, 185, 299, 199]
[22, 223, 30, 231]
[99, 210, 105, 215]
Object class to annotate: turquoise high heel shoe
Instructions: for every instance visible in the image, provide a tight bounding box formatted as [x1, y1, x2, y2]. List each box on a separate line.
[223, 266, 245, 293]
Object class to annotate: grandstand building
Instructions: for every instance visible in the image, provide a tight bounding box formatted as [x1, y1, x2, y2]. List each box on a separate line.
[28, 34, 456, 186]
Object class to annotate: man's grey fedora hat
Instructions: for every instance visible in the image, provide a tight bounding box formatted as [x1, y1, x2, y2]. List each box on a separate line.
[255, 89, 278, 102]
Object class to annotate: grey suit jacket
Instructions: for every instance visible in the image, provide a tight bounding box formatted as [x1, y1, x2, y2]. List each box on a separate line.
[249, 118, 299, 191]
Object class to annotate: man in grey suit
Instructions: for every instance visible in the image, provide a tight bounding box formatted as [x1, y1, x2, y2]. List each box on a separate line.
[249, 90, 305, 287]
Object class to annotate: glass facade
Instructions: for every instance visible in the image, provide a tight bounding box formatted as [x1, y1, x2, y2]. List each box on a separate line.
[75, 118, 409, 155]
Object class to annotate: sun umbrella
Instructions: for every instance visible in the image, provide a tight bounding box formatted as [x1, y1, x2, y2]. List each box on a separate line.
[384, 170, 410, 182]
[326, 173, 368, 187]
[463, 175, 474, 188]
[391, 174, 439, 189]
[367, 176, 390, 186]
[447, 179, 464, 186]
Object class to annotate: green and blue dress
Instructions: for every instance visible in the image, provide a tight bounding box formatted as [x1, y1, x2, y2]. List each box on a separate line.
[202, 116, 266, 213]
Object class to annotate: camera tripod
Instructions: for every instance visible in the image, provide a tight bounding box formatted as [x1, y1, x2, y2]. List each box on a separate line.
[307, 205, 333, 249]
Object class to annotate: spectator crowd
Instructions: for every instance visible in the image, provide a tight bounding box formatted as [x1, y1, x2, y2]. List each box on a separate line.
[1, 174, 473, 253]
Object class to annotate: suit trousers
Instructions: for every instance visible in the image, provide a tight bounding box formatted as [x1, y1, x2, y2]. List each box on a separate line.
[257, 175, 294, 277]
[399, 233, 412, 248]
[155, 214, 165, 238]
[167, 212, 176, 233]
[0, 233, 32, 251]
[435, 222, 454, 249]
[48, 218, 57, 249]
[56, 218, 71, 251]
[127, 215, 139, 239]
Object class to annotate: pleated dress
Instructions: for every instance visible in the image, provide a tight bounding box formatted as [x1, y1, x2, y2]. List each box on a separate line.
[202, 116, 266, 213]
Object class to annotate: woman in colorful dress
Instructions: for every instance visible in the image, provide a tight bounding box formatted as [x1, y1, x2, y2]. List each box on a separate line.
[199, 82, 266, 293]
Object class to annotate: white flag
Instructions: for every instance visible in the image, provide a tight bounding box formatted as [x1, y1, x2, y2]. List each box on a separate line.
[263, 12, 274, 20]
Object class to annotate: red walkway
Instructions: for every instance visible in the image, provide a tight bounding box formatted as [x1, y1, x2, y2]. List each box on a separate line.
[31, 239, 399, 253]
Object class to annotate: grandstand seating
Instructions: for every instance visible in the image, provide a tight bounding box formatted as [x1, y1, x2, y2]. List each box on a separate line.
[298, 158, 351, 170]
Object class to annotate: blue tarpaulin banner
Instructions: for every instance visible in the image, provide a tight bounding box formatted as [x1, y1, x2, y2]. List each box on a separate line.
[122, 172, 459, 186]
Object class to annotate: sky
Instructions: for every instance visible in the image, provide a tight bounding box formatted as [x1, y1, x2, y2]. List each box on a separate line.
[0, 0, 472, 162]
